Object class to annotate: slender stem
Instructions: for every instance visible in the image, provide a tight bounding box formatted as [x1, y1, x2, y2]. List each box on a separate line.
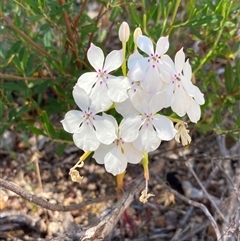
[166, 0, 181, 35]
[121, 42, 127, 76]
[73, 0, 89, 28]
[0, 73, 55, 81]
[142, 152, 149, 180]
[58, 0, 82, 69]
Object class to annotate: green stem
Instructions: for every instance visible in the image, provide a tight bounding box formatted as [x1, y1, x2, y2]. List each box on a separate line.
[141, 152, 149, 180]
[166, 0, 181, 35]
[121, 42, 127, 76]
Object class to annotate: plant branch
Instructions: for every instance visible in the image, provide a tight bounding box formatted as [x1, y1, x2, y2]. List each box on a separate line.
[0, 73, 55, 81]
[58, 0, 82, 69]
[185, 160, 226, 221]
[0, 178, 114, 212]
[73, 0, 89, 28]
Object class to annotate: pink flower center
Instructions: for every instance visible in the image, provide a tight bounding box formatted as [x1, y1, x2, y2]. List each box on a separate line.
[96, 69, 109, 83]
[148, 53, 160, 68]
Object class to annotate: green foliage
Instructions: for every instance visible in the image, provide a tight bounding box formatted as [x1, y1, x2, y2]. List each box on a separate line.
[1, 0, 239, 145]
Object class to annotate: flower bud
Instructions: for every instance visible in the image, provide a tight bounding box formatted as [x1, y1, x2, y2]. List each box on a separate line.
[133, 27, 142, 44]
[118, 22, 130, 42]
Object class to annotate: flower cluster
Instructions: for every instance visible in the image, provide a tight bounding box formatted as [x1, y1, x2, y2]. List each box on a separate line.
[61, 22, 205, 200]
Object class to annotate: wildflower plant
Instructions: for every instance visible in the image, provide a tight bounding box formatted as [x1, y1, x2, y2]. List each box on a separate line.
[61, 22, 205, 202]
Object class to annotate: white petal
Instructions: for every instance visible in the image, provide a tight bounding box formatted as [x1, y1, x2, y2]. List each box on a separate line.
[89, 81, 112, 112]
[122, 143, 143, 164]
[171, 83, 191, 116]
[77, 72, 98, 94]
[160, 81, 175, 102]
[156, 36, 169, 56]
[149, 90, 170, 114]
[72, 85, 89, 111]
[87, 43, 104, 71]
[127, 50, 143, 70]
[93, 143, 113, 164]
[141, 64, 162, 93]
[193, 86, 205, 105]
[160, 55, 175, 83]
[73, 122, 99, 151]
[120, 115, 144, 142]
[104, 146, 128, 175]
[181, 76, 205, 105]
[183, 59, 192, 81]
[93, 114, 117, 145]
[175, 48, 185, 73]
[130, 90, 150, 114]
[134, 122, 160, 152]
[104, 49, 123, 73]
[128, 57, 149, 81]
[115, 98, 138, 117]
[102, 112, 118, 130]
[107, 76, 128, 102]
[187, 99, 201, 123]
[61, 110, 83, 133]
[180, 74, 194, 95]
[152, 115, 177, 141]
[137, 35, 154, 56]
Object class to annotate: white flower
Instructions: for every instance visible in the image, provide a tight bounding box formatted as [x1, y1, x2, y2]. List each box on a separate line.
[127, 35, 170, 93]
[161, 48, 205, 123]
[61, 85, 117, 151]
[133, 27, 142, 44]
[120, 90, 177, 152]
[119, 21, 130, 42]
[93, 115, 143, 176]
[77, 43, 128, 111]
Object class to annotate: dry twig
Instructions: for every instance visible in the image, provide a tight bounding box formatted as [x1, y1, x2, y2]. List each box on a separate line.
[153, 174, 222, 241]
[0, 178, 114, 212]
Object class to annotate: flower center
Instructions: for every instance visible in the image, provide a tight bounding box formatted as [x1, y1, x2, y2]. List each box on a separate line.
[148, 53, 160, 68]
[142, 113, 154, 127]
[114, 137, 124, 146]
[82, 110, 95, 125]
[172, 73, 181, 88]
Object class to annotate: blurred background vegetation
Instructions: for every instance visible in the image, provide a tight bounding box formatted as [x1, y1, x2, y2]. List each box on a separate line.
[0, 0, 239, 155]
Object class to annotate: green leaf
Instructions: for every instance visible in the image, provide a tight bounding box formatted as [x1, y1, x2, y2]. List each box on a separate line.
[235, 115, 240, 128]
[27, 125, 47, 136]
[55, 143, 67, 156]
[34, 81, 51, 94]
[24, 0, 41, 14]
[146, 4, 158, 23]
[224, 62, 233, 93]
[80, 24, 98, 34]
[129, 4, 141, 25]
[110, 6, 121, 21]
[0, 54, 15, 68]
[26, 54, 35, 76]
[184, 15, 223, 27]
[43, 31, 52, 47]
[234, 58, 240, 89]
[58, 129, 72, 142]
[0, 81, 27, 91]
[40, 111, 56, 139]
[0, 100, 3, 120]
[213, 109, 222, 125]
[16, 105, 30, 118]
